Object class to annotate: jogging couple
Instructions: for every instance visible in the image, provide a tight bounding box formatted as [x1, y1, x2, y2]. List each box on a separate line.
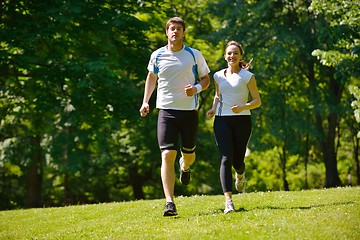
[139, 17, 261, 216]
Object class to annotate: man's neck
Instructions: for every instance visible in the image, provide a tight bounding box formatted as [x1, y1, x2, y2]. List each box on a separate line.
[167, 42, 183, 52]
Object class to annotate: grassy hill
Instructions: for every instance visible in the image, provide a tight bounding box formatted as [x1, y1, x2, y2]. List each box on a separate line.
[1, 187, 359, 239]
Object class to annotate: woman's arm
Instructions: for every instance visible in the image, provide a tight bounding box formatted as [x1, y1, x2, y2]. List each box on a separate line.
[231, 75, 261, 113]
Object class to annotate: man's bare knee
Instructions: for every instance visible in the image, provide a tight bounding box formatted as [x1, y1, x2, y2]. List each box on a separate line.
[180, 152, 195, 170]
[162, 150, 177, 163]
[182, 152, 195, 162]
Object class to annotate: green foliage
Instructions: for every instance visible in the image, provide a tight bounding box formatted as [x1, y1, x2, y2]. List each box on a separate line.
[0, 0, 359, 209]
[1, 187, 359, 239]
[349, 85, 360, 124]
[310, 0, 360, 27]
[0, 0, 153, 208]
[246, 148, 326, 191]
[202, 0, 359, 188]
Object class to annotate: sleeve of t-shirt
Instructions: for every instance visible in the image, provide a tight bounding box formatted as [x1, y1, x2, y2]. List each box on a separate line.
[244, 70, 254, 84]
[147, 51, 157, 73]
[213, 71, 220, 85]
[193, 49, 211, 78]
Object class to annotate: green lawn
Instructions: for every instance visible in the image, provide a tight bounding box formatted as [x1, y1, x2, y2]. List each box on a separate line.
[1, 187, 359, 239]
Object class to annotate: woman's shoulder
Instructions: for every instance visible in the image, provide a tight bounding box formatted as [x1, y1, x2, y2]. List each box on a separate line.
[240, 68, 254, 78]
[214, 68, 226, 77]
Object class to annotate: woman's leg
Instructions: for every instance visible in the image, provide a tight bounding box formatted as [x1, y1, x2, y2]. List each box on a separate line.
[214, 116, 233, 194]
[232, 116, 252, 175]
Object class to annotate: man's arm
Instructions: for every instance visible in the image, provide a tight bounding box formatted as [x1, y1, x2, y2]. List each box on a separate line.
[139, 72, 157, 117]
[184, 73, 210, 96]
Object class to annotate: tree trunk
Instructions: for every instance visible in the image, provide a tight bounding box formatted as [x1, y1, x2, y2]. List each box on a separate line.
[63, 147, 71, 205]
[129, 165, 145, 200]
[354, 136, 360, 185]
[131, 179, 145, 200]
[311, 67, 343, 188]
[304, 134, 309, 189]
[322, 72, 344, 187]
[279, 147, 289, 191]
[25, 136, 43, 208]
[322, 113, 342, 188]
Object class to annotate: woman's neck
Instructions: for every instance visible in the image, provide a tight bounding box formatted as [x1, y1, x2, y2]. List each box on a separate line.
[226, 65, 241, 75]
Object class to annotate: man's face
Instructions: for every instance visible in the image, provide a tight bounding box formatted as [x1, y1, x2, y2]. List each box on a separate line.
[166, 23, 185, 44]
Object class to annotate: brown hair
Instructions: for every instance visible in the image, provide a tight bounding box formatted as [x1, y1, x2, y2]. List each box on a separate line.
[166, 17, 186, 31]
[225, 40, 249, 69]
[225, 40, 244, 56]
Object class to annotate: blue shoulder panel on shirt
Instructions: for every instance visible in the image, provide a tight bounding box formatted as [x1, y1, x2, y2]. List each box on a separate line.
[154, 47, 166, 74]
[184, 46, 198, 80]
[154, 46, 198, 79]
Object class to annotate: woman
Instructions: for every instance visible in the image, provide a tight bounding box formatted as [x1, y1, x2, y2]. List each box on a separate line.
[207, 40, 261, 214]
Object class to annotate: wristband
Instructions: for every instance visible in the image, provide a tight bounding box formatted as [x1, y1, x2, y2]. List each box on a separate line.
[195, 84, 202, 94]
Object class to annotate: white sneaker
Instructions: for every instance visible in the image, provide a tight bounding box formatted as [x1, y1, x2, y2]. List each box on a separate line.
[224, 201, 235, 214]
[235, 173, 246, 193]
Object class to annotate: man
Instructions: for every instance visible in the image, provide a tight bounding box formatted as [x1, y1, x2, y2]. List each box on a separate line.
[139, 17, 210, 216]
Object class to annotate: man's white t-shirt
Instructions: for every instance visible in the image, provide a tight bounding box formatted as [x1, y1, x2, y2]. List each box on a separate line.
[147, 45, 210, 110]
[214, 68, 253, 116]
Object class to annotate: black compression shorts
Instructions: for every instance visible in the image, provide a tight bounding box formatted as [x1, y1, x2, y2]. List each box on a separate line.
[157, 109, 198, 153]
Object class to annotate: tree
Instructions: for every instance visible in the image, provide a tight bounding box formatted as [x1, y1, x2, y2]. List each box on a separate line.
[1, 0, 358, 209]
[0, 0, 151, 208]
[309, 0, 360, 186]
[205, 0, 359, 188]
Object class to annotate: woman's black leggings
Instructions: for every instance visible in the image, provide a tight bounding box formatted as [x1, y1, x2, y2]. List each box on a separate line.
[214, 115, 252, 193]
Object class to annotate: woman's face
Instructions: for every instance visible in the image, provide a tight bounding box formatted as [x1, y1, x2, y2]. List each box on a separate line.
[224, 45, 242, 67]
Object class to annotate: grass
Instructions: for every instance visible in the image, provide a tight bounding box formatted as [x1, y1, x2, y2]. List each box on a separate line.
[1, 187, 359, 239]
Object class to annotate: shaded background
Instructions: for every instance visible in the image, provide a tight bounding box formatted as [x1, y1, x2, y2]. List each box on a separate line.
[0, 0, 359, 210]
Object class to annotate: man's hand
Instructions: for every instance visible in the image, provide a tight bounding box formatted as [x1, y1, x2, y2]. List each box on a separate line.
[139, 103, 150, 117]
[184, 84, 196, 96]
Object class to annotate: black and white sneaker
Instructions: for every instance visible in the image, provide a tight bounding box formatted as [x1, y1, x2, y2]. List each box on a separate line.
[179, 159, 191, 185]
[163, 202, 178, 216]
[180, 169, 190, 185]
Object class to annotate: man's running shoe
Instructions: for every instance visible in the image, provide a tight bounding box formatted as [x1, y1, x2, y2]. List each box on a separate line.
[235, 173, 247, 193]
[224, 201, 235, 214]
[179, 159, 191, 185]
[163, 202, 178, 216]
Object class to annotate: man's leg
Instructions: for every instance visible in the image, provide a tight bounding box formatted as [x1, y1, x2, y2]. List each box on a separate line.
[179, 152, 195, 171]
[178, 110, 198, 184]
[179, 151, 195, 185]
[161, 149, 177, 202]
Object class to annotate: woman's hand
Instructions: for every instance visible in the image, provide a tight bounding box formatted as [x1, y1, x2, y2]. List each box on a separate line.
[139, 103, 150, 117]
[206, 108, 216, 118]
[231, 105, 244, 114]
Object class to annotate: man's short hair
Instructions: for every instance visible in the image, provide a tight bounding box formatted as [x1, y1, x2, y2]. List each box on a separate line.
[166, 17, 185, 31]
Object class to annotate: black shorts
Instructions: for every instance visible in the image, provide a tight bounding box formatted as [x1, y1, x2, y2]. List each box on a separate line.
[157, 109, 198, 153]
